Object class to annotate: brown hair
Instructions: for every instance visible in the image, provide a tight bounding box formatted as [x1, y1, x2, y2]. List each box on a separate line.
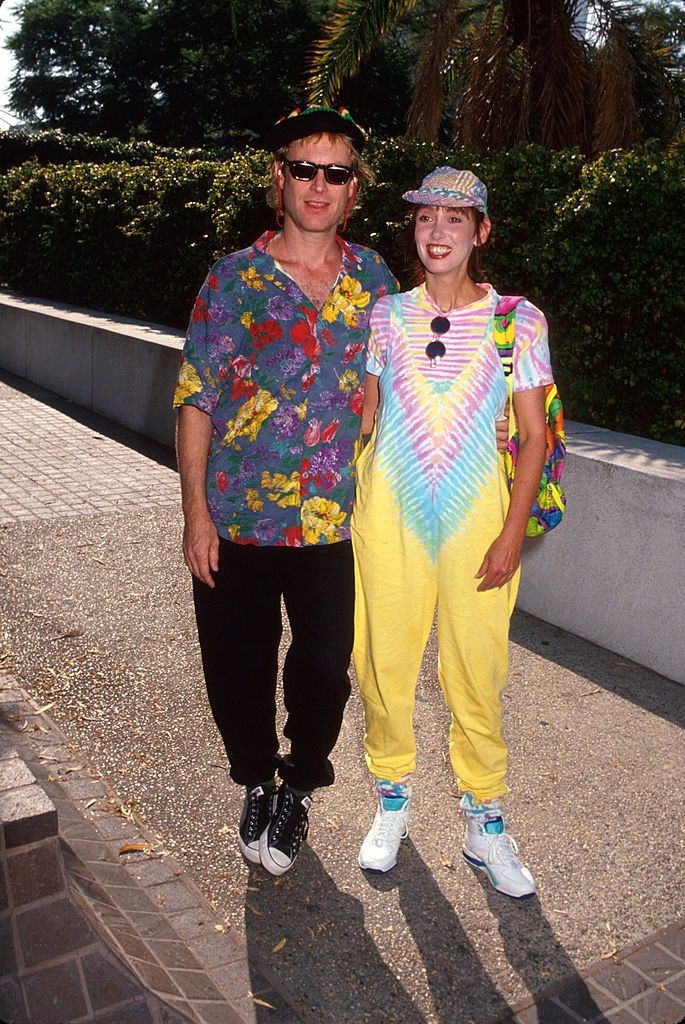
[402, 206, 488, 286]
[266, 132, 374, 212]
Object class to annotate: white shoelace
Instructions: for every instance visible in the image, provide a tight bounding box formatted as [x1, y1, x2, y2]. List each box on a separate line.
[486, 831, 521, 867]
[371, 808, 408, 847]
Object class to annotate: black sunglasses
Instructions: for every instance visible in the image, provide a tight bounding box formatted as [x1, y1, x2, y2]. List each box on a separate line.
[282, 158, 354, 186]
[426, 315, 450, 364]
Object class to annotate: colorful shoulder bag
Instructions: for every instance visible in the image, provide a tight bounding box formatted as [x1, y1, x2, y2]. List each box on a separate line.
[493, 296, 567, 537]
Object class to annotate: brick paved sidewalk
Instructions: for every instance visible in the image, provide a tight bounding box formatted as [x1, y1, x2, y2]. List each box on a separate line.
[508, 923, 685, 1023]
[0, 674, 300, 1024]
[0, 371, 179, 525]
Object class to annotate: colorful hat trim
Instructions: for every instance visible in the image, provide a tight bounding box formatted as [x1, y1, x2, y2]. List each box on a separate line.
[263, 106, 367, 153]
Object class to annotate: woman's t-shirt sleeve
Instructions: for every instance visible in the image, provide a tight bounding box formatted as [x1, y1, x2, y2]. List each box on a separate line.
[512, 300, 554, 392]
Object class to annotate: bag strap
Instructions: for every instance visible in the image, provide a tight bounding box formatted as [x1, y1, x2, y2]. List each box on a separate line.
[495, 295, 523, 318]
[493, 296, 524, 367]
[494, 297, 523, 439]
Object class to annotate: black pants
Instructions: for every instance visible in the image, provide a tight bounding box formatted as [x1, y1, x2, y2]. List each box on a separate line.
[192, 538, 354, 791]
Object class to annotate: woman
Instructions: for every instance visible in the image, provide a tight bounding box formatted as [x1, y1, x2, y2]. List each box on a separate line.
[352, 167, 551, 899]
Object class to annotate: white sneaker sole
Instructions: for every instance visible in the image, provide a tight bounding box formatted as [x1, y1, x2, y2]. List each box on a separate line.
[357, 851, 399, 874]
[237, 831, 263, 865]
[462, 849, 536, 900]
[258, 831, 299, 876]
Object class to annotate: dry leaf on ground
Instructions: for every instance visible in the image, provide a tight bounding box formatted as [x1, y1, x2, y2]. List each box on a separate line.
[50, 629, 83, 641]
[119, 842, 153, 855]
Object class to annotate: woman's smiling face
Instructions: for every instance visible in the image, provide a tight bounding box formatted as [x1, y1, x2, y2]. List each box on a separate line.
[414, 205, 490, 277]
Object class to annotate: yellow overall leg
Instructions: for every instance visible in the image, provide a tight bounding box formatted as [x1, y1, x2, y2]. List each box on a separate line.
[352, 519, 437, 782]
[435, 480, 518, 802]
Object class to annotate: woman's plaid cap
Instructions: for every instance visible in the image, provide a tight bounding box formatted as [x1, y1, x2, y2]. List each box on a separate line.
[402, 167, 488, 216]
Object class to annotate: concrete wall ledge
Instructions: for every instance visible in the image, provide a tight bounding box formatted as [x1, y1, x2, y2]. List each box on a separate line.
[1, 290, 683, 684]
[0, 291, 183, 445]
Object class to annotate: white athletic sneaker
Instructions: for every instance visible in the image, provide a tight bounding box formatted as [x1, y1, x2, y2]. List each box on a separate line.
[461, 795, 536, 899]
[358, 783, 411, 873]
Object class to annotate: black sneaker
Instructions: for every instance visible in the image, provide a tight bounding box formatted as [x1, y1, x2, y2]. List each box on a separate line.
[259, 785, 311, 876]
[238, 785, 274, 864]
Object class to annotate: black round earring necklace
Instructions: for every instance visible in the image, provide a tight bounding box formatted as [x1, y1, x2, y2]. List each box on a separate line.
[426, 315, 450, 365]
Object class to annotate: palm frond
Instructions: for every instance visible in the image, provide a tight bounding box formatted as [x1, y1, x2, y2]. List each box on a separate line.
[455, 8, 521, 152]
[533, 0, 590, 150]
[406, 0, 463, 141]
[305, 0, 419, 107]
[592, 20, 640, 151]
[628, 29, 685, 142]
[588, 0, 642, 41]
[590, 0, 685, 150]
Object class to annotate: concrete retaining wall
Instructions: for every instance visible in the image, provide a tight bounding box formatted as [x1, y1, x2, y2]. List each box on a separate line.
[1, 291, 683, 684]
[0, 292, 183, 446]
[518, 425, 684, 684]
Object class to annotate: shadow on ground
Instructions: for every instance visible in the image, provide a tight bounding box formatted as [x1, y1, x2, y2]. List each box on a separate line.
[473, 872, 603, 1023]
[244, 846, 425, 1023]
[0, 369, 177, 471]
[243, 840, 602, 1024]
[511, 610, 685, 729]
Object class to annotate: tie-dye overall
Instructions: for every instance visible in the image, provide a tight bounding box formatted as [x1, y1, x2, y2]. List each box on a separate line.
[352, 284, 552, 801]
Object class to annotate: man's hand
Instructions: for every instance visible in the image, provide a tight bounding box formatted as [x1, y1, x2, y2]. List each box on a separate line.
[183, 512, 220, 588]
[495, 401, 511, 453]
[474, 530, 522, 592]
[176, 404, 218, 587]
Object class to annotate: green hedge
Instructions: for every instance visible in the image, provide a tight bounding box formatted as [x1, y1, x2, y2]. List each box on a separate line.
[0, 129, 234, 170]
[0, 139, 682, 444]
[539, 148, 685, 446]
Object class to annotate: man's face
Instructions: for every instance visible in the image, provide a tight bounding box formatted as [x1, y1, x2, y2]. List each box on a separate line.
[278, 134, 356, 236]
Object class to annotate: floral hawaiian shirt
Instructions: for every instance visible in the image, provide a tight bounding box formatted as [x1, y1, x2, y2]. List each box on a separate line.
[173, 231, 398, 546]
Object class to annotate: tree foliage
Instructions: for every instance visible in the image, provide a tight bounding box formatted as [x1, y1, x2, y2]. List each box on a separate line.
[6, 0, 421, 141]
[7, 0, 329, 144]
[8, 0, 152, 137]
[307, 0, 685, 153]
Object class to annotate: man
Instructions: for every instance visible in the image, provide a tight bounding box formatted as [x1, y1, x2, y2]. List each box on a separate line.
[174, 106, 398, 876]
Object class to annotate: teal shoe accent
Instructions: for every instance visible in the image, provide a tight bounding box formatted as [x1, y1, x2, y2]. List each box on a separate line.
[483, 817, 505, 835]
[381, 795, 409, 812]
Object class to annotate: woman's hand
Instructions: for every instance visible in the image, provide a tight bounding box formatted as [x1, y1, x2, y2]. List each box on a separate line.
[476, 387, 547, 591]
[474, 530, 522, 591]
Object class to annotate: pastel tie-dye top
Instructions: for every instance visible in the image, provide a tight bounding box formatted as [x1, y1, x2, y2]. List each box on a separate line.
[359, 285, 553, 558]
[367, 283, 552, 398]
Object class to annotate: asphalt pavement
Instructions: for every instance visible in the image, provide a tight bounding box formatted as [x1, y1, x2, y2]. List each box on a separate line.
[1, 369, 684, 1024]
